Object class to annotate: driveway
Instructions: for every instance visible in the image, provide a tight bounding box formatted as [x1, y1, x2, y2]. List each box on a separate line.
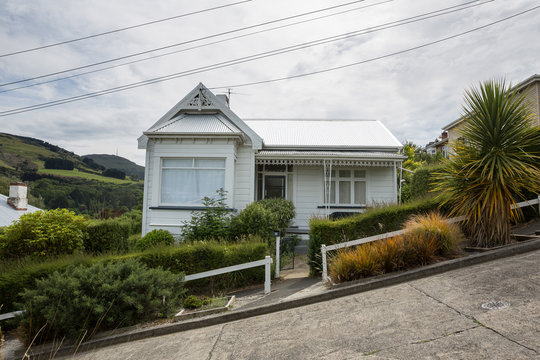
[64, 250, 539, 359]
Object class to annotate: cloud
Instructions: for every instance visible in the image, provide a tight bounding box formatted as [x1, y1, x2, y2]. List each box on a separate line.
[0, 0, 539, 166]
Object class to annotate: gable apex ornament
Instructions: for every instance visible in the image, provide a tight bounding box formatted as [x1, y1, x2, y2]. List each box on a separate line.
[188, 86, 213, 111]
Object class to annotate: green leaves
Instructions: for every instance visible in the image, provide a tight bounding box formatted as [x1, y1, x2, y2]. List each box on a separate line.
[433, 79, 540, 247]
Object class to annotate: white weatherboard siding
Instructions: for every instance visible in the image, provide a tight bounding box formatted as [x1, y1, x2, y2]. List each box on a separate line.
[234, 145, 255, 211]
[143, 138, 237, 235]
[292, 166, 397, 229]
[368, 167, 395, 204]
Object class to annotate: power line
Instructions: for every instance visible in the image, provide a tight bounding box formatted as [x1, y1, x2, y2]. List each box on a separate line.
[0, 0, 377, 87]
[1, 4, 536, 117]
[0, 0, 394, 94]
[0, 0, 487, 95]
[0, 0, 252, 58]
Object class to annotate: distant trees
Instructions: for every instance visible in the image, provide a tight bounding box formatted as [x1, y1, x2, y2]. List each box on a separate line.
[103, 168, 126, 180]
[44, 157, 74, 170]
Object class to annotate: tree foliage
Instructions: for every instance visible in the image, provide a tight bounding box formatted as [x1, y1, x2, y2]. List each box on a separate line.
[433, 79, 540, 247]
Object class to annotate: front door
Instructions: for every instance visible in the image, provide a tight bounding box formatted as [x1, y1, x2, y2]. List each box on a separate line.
[265, 175, 286, 199]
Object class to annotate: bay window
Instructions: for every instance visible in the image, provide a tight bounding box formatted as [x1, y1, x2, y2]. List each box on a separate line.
[161, 158, 225, 205]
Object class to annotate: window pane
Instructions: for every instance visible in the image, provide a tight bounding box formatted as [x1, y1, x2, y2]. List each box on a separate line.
[163, 159, 192, 168]
[161, 169, 196, 203]
[330, 170, 335, 177]
[354, 170, 366, 178]
[330, 181, 336, 203]
[339, 170, 351, 178]
[339, 181, 351, 204]
[354, 181, 366, 204]
[197, 169, 225, 199]
[287, 174, 293, 200]
[195, 159, 225, 168]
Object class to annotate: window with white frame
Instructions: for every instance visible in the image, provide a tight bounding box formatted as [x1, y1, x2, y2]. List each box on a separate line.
[324, 169, 367, 205]
[161, 158, 225, 205]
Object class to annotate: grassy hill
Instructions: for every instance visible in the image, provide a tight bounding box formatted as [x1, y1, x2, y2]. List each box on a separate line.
[84, 154, 145, 179]
[0, 133, 143, 214]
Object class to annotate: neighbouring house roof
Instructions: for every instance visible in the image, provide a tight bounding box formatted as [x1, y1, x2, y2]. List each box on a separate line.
[147, 113, 242, 135]
[0, 194, 41, 227]
[244, 119, 402, 150]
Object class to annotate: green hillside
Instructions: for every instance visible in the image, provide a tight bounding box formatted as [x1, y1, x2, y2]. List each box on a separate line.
[84, 154, 145, 179]
[0, 133, 143, 214]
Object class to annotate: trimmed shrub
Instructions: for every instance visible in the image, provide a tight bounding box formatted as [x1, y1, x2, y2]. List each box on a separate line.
[308, 197, 447, 275]
[0, 241, 268, 313]
[257, 198, 295, 235]
[328, 212, 463, 282]
[17, 259, 185, 343]
[135, 229, 175, 251]
[0, 209, 86, 258]
[118, 209, 143, 235]
[231, 202, 278, 243]
[84, 218, 131, 254]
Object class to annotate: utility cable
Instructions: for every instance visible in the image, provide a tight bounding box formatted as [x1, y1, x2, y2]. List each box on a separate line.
[0, 0, 394, 94]
[0, 0, 252, 58]
[0, 0, 390, 87]
[1, 4, 536, 117]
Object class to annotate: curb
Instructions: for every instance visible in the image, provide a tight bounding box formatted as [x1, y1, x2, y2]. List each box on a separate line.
[25, 238, 540, 359]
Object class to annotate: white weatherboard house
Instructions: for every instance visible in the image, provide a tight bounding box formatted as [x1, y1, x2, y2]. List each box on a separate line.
[138, 83, 405, 236]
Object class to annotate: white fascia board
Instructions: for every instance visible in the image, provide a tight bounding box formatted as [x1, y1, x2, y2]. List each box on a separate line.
[376, 120, 403, 149]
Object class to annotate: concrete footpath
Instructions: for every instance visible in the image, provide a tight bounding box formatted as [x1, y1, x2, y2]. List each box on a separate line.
[53, 248, 540, 360]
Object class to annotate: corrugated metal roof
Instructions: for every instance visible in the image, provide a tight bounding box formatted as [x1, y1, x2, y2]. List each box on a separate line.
[0, 194, 41, 227]
[244, 119, 402, 149]
[257, 150, 406, 159]
[148, 113, 241, 134]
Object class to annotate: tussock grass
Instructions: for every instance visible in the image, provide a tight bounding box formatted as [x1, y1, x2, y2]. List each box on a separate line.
[329, 212, 464, 283]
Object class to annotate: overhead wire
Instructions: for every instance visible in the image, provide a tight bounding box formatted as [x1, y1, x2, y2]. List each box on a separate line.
[0, 0, 252, 58]
[1, 4, 537, 117]
[0, 0, 390, 87]
[0, 0, 394, 94]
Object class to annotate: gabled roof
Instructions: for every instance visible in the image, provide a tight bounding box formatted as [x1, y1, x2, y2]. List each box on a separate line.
[148, 113, 242, 135]
[244, 119, 402, 150]
[139, 83, 262, 149]
[0, 194, 41, 227]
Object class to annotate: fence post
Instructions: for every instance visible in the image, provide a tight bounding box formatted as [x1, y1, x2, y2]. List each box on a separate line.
[275, 231, 280, 278]
[321, 244, 328, 282]
[265, 255, 272, 294]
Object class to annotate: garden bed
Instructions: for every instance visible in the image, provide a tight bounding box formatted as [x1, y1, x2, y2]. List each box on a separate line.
[174, 296, 236, 321]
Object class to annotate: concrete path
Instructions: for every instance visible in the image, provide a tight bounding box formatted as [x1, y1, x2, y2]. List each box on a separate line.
[61, 249, 540, 360]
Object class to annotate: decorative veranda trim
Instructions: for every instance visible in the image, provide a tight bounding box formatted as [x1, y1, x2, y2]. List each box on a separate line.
[255, 158, 396, 167]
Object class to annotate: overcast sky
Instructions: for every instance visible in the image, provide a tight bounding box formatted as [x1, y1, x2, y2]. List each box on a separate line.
[0, 0, 538, 165]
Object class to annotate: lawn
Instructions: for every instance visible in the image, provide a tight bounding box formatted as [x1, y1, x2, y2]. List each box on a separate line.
[38, 168, 140, 184]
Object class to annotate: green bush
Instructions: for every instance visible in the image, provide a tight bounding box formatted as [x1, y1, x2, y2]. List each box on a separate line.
[0, 209, 86, 258]
[135, 229, 175, 251]
[257, 198, 295, 235]
[84, 218, 131, 254]
[0, 241, 268, 313]
[308, 197, 446, 275]
[231, 202, 278, 242]
[118, 209, 143, 235]
[17, 259, 185, 343]
[183, 295, 203, 309]
[181, 189, 233, 241]
[408, 165, 443, 201]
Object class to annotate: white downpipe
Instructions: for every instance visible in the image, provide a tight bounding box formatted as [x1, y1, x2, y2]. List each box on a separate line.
[275, 234, 280, 278]
[264, 256, 272, 294]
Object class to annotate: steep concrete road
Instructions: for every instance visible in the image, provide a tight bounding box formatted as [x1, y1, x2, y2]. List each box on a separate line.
[65, 250, 539, 359]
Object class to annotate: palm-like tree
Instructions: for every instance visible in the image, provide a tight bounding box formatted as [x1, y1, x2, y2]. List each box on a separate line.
[434, 79, 540, 247]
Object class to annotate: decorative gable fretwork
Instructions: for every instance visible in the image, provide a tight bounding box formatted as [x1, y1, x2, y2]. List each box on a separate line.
[186, 89, 214, 111]
[255, 158, 395, 167]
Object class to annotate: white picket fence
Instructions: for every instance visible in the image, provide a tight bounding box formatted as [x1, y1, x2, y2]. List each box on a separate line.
[321, 196, 540, 282]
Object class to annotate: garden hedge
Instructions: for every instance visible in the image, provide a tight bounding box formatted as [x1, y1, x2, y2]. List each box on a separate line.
[0, 241, 268, 313]
[308, 197, 448, 275]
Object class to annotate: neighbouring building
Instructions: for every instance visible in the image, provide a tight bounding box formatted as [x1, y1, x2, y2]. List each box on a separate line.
[443, 74, 540, 152]
[138, 83, 405, 236]
[0, 183, 41, 227]
[425, 131, 449, 158]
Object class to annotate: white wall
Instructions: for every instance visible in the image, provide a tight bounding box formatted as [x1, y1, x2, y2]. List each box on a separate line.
[234, 145, 256, 211]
